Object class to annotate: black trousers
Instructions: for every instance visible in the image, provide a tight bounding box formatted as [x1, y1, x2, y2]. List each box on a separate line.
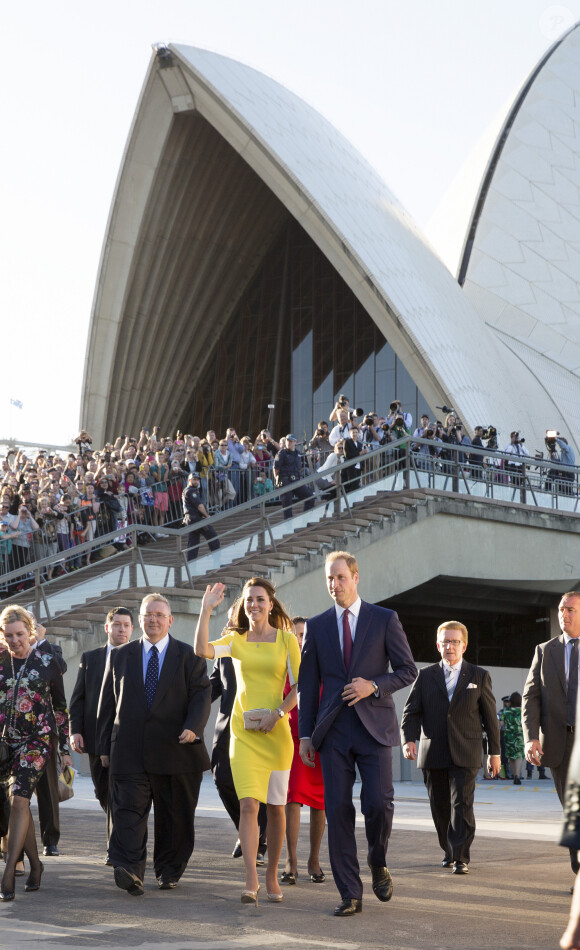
[212, 751, 267, 849]
[89, 753, 112, 846]
[187, 524, 220, 561]
[108, 770, 202, 883]
[280, 480, 315, 520]
[423, 765, 479, 864]
[35, 740, 60, 848]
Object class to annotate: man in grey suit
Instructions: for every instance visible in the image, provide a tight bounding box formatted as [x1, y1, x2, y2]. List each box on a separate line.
[523, 590, 580, 876]
[401, 621, 501, 874]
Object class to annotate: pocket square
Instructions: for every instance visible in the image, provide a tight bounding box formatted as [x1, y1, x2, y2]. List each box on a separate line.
[467, 683, 478, 689]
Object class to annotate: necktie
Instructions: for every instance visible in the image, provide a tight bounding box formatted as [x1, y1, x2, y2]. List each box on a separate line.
[145, 645, 159, 709]
[445, 666, 455, 701]
[568, 640, 578, 727]
[343, 610, 352, 671]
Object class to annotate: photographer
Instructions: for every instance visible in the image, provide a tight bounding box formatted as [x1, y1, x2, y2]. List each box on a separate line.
[412, 414, 430, 439]
[411, 426, 441, 471]
[309, 421, 332, 465]
[360, 414, 382, 451]
[503, 431, 529, 486]
[544, 431, 576, 495]
[329, 394, 351, 424]
[440, 419, 471, 470]
[329, 409, 352, 447]
[386, 399, 412, 431]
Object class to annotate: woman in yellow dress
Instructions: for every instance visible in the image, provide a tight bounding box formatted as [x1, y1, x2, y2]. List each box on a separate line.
[195, 577, 300, 905]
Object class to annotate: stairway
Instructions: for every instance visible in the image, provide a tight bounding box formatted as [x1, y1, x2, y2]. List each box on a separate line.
[47, 489, 429, 656]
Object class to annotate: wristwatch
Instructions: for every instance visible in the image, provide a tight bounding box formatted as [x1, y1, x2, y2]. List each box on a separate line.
[372, 681, 379, 697]
[276, 707, 285, 718]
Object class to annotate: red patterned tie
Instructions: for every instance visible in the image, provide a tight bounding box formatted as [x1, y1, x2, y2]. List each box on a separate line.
[343, 609, 352, 671]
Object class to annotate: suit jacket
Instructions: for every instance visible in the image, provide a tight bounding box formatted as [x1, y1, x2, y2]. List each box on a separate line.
[96, 636, 211, 775]
[522, 634, 571, 769]
[209, 657, 235, 766]
[400, 660, 501, 769]
[297, 601, 417, 749]
[69, 645, 108, 756]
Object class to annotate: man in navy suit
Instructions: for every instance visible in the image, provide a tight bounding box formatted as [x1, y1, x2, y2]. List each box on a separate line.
[298, 550, 417, 916]
[97, 593, 211, 895]
[400, 621, 501, 874]
[69, 606, 134, 849]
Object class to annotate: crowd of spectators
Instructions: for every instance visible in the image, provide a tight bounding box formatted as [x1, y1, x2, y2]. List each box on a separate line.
[0, 399, 577, 587]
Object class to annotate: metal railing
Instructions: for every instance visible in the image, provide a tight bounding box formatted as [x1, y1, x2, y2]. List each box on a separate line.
[1, 437, 578, 623]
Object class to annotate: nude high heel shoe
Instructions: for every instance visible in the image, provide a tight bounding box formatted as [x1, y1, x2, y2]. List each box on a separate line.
[241, 883, 260, 906]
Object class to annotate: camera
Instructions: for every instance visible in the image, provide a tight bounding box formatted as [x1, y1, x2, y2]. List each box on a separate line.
[363, 415, 374, 427]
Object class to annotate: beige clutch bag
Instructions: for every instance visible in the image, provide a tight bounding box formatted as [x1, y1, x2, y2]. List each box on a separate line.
[243, 708, 270, 730]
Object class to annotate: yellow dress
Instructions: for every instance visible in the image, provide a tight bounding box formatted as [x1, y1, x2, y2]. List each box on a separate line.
[213, 629, 301, 803]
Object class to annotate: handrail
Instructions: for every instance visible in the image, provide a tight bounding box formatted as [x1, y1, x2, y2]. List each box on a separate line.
[1, 436, 578, 623]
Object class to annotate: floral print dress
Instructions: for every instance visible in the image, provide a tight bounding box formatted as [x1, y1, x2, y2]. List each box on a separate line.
[0, 646, 70, 798]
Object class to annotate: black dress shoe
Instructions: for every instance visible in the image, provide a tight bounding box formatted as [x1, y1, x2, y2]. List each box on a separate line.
[157, 878, 178, 890]
[452, 861, 469, 875]
[43, 846, 59, 857]
[367, 859, 393, 902]
[24, 861, 44, 893]
[441, 857, 453, 868]
[334, 898, 362, 916]
[114, 866, 144, 896]
[0, 888, 15, 902]
[232, 840, 242, 859]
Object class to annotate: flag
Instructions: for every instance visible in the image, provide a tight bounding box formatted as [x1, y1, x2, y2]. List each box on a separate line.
[10, 398, 23, 409]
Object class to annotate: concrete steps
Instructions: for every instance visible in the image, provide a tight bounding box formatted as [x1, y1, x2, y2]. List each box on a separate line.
[47, 489, 429, 652]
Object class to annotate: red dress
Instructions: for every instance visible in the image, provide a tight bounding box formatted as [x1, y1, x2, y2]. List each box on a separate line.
[285, 680, 325, 810]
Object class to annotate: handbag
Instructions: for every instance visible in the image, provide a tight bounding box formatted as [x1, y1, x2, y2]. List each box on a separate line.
[243, 708, 270, 730]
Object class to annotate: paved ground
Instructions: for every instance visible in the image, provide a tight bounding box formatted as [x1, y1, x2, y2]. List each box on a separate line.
[0, 773, 572, 950]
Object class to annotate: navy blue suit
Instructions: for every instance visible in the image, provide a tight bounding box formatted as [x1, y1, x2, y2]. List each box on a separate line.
[298, 601, 416, 900]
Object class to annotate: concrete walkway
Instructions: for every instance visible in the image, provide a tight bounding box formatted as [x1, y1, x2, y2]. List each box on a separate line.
[0, 773, 570, 950]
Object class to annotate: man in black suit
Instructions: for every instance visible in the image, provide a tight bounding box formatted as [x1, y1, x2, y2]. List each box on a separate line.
[33, 623, 67, 857]
[401, 621, 501, 874]
[97, 592, 211, 895]
[298, 550, 416, 916]
[69, 606, 134, 847]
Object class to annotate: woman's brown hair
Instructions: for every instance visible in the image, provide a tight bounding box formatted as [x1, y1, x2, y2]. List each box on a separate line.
[230, 577, 293, 633]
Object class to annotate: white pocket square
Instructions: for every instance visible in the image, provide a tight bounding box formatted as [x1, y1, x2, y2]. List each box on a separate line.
[467, 683, 478, 689]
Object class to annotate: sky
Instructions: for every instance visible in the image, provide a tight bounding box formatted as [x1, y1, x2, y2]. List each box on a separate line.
[2, 0, 580, 447]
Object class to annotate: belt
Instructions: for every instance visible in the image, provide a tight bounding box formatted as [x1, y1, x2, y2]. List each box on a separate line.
[567, 724, 575, 733]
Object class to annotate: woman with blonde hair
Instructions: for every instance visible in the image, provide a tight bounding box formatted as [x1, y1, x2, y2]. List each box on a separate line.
[195, 577, 300, 906]
[0, 607, 71, 901]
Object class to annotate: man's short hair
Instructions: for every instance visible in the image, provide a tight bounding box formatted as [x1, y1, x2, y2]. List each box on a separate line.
[105, 606, 134, 626]
[437, 620, 468, 646]
[140, 592, 171, 613]
[560, 591, 580, 604]
[325, 550, 359, 577]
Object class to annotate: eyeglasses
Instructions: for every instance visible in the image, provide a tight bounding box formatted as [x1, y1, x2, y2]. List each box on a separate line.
[140, 612, 171, 621]
[438, 639, 463, 647]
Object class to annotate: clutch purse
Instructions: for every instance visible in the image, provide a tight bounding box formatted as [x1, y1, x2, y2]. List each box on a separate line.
[243, 708, 270, 730]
